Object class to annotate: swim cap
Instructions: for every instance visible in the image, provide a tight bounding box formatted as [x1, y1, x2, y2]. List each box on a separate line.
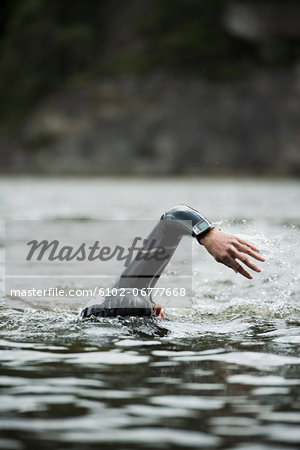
[80, 289, 153, 318]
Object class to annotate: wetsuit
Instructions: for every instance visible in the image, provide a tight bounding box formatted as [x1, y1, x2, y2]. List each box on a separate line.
[81, 205, 213, 318]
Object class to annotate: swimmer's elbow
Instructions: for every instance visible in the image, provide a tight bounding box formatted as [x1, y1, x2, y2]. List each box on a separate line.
[160, 205, 214, 239]
[160, 204, 199, 222]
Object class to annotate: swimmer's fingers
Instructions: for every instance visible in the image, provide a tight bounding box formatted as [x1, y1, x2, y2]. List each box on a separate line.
[204, 230, 264, 279]
[154, 303, 166, 318]
[237, 238, 260, 253]
[231, 261, 253, 279]
[236, 252, 262, 273]
[229, 248, 262, 274]
[235, 242, 265, 262]
[221, 255, 253, 279]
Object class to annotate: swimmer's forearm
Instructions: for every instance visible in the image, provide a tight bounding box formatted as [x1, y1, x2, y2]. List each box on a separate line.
[115, 205, 211, 290]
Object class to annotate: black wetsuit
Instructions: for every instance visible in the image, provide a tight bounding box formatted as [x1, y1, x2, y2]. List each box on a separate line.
[81, 205, 213, 318]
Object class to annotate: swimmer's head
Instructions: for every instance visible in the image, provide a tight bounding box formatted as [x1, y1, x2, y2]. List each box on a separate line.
[80, 290, 165, 319]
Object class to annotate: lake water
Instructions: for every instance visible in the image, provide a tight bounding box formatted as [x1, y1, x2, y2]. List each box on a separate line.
[0, 176, 299, 450]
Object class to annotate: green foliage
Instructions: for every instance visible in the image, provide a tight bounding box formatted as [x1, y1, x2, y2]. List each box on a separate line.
[0, 0, 104, 130]
[139, 0, 229, 63]
[23, 130, 58, 150]
[0, 0, 299, 131]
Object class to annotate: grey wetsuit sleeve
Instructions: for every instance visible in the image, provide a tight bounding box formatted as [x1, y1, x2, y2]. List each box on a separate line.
[114, 204, 211, 290]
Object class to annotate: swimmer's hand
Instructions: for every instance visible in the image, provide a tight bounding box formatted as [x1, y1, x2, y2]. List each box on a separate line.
[199, 228, 265, 279]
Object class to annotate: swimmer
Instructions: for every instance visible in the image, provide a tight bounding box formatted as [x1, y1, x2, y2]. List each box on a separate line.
[81, 205, 264, 319]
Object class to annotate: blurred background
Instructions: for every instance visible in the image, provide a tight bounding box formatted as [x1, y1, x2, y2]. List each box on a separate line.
[0, 0, 300, 176]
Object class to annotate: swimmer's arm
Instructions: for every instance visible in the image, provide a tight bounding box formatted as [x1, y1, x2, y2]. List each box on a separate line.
[199, 228, 265, 279]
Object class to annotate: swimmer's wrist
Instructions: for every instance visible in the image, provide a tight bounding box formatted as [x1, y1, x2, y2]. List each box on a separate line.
[197, 227, 216, 245]
[192, 216, 214, 242]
